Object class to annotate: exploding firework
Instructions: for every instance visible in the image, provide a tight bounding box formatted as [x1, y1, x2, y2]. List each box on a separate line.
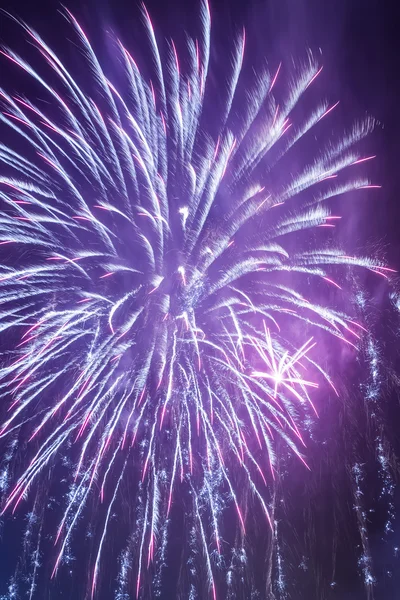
[0, 1, 393, 598]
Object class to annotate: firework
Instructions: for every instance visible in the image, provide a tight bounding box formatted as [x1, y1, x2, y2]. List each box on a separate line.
[0, 1, 391, 598]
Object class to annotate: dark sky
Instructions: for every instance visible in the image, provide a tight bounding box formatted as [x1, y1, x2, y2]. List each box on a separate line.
[0, 1, 399, 599]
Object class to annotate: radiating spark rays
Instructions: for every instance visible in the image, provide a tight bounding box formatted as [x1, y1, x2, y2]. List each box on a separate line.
[0, 1, 389, 598]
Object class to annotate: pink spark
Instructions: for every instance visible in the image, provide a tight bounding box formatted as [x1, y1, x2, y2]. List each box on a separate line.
[3, 112, 30, 128]
[160, 111, 167, 135]
[64, 8, 92, 48]
[171, 40, 180, 75]
[75, 410, 93, 441]
[277, 122, 292, 139]
[377, 266, 397, 273]
[167, 489, 173, 516]
[322, 276, 342, 290]
[347, 320, 368, 333]
[358, 184, 381, 189]
[136, 573, 141, 599]
[369, 269, 388, 279]
[319, 174, 337, 182]
[149, 80, 156, 107]
[37, 152, 63, 173]
[138, 386, 146, 406]
[10, 351, 31, 367]
[305, 65, 323, 90]
[235, 502, 246, 534]
[257, 194, 271, 211]
[351, 155, 376, 165]
[12, 371, 32, 393]
[189, 447, 193, 474]
[213, 135, 221, 160]
[318, 100, 340, 121]
[222, 138, 237, 178]
[160, 403, 168, 430]
[54, 522, 64, 546]
[91, 568, 97, 600]
[100, 434, 112, 460]
[269, 62, 282, 93]
[16, 334, 37, 348]
[327, 379, 339, 397]
[22, 318, 46, 340]
[147, 532, 154, 567]
[0, 50, 28, 71]
[157, 366, 165, 390]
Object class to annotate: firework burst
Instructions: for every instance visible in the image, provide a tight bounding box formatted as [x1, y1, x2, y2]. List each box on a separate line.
[0, 1, 392, 598]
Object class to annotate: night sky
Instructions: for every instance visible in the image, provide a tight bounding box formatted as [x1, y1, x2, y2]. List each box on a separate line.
[0, 1, 400, 599]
